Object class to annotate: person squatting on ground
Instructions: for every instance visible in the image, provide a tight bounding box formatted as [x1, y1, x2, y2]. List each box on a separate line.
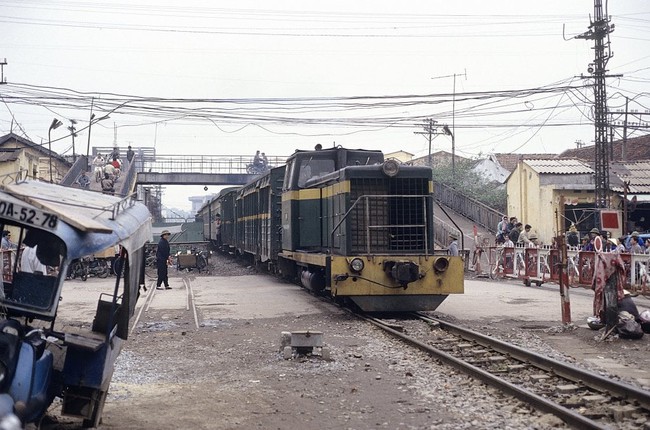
[77, 171, 90, 189]
[156, 230, 172, 290]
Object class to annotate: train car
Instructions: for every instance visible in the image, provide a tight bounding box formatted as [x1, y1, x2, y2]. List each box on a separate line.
[218, 188, 239, 252]
[200, 186, 240, 249]
[277, 146, 463, 312]
[234, 166, 285, 266]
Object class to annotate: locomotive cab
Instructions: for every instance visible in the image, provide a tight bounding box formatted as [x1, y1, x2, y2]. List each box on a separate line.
[282, 147, 384, 251]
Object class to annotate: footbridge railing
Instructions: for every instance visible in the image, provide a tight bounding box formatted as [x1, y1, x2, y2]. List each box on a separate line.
[434, 182, 504, 234]
[143, 154, 287, 174]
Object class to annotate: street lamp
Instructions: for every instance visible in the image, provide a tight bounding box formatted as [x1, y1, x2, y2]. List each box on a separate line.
[48, 118, 63, 183]
[85, 113, 110, 160]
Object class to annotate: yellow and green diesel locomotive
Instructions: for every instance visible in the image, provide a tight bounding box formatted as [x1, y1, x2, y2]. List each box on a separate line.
[202, 146, 464, 312]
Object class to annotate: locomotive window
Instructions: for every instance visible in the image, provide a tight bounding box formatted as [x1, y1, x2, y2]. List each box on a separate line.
[284, 160, 295, 191]
[297, 158, 335, 188]
[347, 152, 383, 166]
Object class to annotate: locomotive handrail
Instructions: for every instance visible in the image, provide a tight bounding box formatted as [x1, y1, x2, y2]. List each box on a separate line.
[329, 194, 433, 257]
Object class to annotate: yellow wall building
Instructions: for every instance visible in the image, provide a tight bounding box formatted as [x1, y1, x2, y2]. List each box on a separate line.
[0, 133, 71, 183]
[507, 159, 624, 244]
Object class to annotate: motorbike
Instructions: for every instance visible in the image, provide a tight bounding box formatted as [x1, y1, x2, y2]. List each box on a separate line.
[0, 179, 151, 428]
[87, 257, 110, 278]
[67, 258, 89, 281]
[245, 162, 269, 175]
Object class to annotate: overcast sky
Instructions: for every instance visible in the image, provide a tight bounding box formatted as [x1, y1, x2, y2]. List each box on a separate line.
[1, 1, 649, 210]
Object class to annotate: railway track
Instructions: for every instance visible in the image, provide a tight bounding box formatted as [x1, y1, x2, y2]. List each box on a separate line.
[131, 276, 201, 334]
[360, 313, 650, 430]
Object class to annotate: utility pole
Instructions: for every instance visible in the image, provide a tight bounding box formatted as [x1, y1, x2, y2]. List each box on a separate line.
[575, 0, 616, 212]
[68, 120, 78, 162]
[609, 98, 650, 162]
[414, 118, 439, 168]
[623, 97, 628, 160]
[0, 58, 6, 84]
[430, 71, 467, 177]
[450, 70, 467, 178]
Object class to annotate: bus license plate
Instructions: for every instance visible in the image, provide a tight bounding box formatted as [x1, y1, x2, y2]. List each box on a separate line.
[0, 200, 59, 230]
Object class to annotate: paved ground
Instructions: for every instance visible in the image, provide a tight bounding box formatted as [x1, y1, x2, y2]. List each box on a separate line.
[45, 268, 650, 429]
[55, 271, 650, 384]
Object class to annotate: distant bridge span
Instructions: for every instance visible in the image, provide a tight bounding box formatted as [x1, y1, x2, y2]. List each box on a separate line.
[136, 172, 256, 186]
[132, 153, 288, 187]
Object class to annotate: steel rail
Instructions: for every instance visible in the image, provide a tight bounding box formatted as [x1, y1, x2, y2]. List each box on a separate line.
[361, 314, 608, 430]
[416, 313, 650, 410]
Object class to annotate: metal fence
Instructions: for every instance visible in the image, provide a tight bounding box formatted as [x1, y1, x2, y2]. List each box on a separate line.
[60, 155, 88, 187]
[470, 242, 650, 295]
[143, 155, 287, 175]
[434, 182, 504, 234]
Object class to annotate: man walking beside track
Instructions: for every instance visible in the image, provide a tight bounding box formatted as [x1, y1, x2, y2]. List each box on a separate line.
[156, 230, 172, 290]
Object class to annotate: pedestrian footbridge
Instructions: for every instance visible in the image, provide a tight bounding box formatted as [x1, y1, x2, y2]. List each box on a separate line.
[62, 152, 288, 193]
[135, 154, 287, 186]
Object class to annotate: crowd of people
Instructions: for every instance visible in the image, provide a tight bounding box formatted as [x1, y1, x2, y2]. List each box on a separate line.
[495, 216, 539, 248]
[494, 213, 650, 255]
[77, 146, 136, 195]
[575, 228, 650, 254]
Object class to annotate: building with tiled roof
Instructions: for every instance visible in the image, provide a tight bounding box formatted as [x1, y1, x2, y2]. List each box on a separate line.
[559, 134, 650, 161]
[0, 132, 71, 183]
[506, 153, 650, 244]
[491, 153, 556, 173]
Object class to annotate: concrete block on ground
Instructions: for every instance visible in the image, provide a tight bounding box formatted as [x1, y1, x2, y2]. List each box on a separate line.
[556, 384, 580, 394]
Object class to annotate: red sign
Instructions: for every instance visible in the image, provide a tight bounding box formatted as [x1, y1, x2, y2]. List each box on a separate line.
[600, 210, 620, 229]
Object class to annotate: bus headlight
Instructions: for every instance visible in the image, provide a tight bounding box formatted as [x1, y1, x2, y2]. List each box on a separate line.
[350, 258, 364, 273]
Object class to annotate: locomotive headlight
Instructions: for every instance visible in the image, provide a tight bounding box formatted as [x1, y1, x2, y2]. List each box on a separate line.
[433, 257, 449, 273]
[382, 159, 400, 177]
[350, 258, 365, 273]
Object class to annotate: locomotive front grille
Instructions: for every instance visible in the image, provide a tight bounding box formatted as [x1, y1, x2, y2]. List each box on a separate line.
[349, 177, 430, 254]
